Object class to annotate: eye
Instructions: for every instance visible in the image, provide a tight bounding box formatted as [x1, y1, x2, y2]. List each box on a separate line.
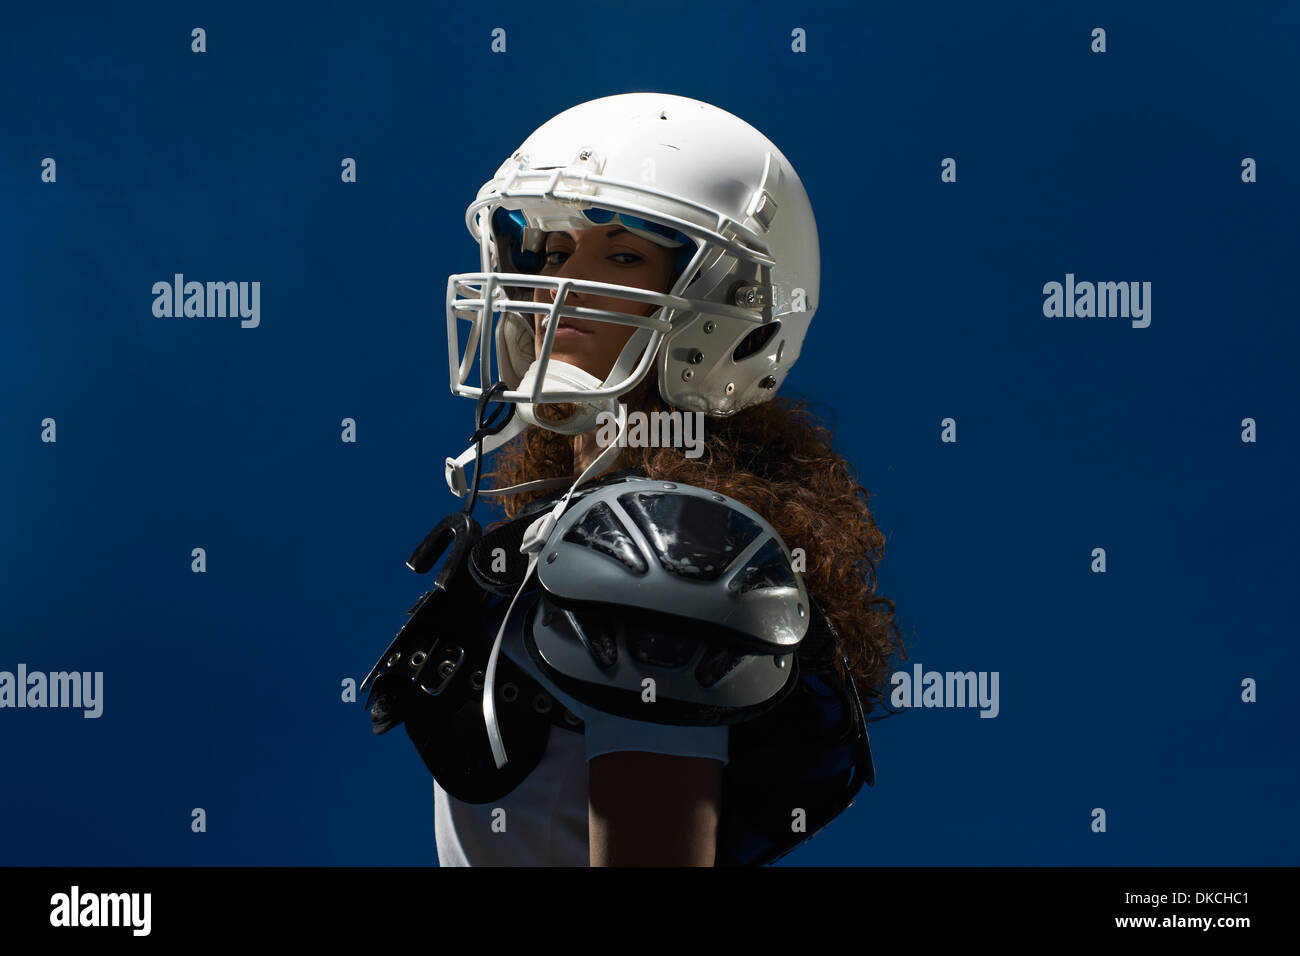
[544, 250, 644, 266]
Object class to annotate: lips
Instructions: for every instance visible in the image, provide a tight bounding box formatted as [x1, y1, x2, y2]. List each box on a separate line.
[540, 316, 590, 335]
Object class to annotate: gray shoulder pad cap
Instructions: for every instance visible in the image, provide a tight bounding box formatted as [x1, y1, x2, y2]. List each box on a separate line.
[537, 476, 810, 649]
[523, 477, 810, 724]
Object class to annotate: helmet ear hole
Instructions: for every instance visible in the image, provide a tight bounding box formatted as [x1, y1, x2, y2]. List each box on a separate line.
[732, 321, 781, 362]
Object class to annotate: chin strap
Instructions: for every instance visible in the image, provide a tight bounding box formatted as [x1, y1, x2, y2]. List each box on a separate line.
[445, 415, 564, 499]
[443, 325, 659, 500]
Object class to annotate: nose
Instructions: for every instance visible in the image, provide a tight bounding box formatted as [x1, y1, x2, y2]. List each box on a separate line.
[542, 285, 581, 305]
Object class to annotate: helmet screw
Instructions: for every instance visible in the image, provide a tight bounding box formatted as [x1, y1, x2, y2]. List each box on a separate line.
[546, 551, 558, 564]
[731, 283, 771, 309]
[409, 651, 427, 668]
[687, 349, 703, 365]
[725, 382, 735, 395]
[387, 653, 401, 667]
[702, 321, 715, 334]
[682, 369, 694, 381]
[502, 683, 518, 703]
[578, 150, 591, 160]
[760, 375, 777, 389]
[470, 670, 484, 690]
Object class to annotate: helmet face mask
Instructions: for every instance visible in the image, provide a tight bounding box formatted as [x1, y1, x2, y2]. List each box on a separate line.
[485, 202, 705, 390]
[445, 93, 820, 431]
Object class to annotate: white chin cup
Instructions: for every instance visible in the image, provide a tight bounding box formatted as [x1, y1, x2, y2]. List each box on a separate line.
[515, 358, 615, 435]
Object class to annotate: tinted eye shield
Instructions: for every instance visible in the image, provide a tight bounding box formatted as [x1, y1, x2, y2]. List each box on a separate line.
[492, 206, 698, 277]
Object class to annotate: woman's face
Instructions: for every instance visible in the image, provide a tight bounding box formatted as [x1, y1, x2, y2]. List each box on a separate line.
[531, 224, 676, 380]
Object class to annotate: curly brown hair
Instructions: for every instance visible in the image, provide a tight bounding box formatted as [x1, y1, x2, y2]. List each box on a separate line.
[483, 364, 907, 719]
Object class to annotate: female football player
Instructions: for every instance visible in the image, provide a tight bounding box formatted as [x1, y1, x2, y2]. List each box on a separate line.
[429, 93, 905, 866]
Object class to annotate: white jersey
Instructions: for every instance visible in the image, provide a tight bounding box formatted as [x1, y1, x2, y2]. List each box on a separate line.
[433, 601, 730, 866]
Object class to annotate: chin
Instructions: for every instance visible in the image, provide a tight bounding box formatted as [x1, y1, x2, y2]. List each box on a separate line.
[541, 347, 599, 374]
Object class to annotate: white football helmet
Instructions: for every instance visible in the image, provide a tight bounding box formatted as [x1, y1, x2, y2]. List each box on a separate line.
[443, 92, 821, 498]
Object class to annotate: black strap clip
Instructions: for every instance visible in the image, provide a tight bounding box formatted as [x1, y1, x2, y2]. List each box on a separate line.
[406, 510, 482, 589]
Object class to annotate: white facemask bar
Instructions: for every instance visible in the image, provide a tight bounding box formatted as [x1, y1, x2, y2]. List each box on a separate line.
[447, 271, 776, 399]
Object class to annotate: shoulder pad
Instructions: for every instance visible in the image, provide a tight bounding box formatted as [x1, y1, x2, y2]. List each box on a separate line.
[521, 477, 809, 725]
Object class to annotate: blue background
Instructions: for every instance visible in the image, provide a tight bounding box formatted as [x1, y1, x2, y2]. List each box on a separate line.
[2, 0, 1296, 865]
